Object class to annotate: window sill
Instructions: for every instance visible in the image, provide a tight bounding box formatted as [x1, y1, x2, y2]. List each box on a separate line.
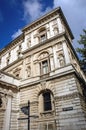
[40, 73, 49, 79]
[40, 110, 54, 114]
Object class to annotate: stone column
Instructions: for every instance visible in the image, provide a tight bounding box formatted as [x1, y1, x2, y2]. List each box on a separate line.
[63, 41, 70, 64]
[2, 90, 13, 130]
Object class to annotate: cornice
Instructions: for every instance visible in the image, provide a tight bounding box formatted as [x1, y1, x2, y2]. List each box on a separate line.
[22, 32, 66, 55]
[22, 7, 74, 39]
[19, 64, 75, 88]
[0, 7, 74, 57]
[0, 32, 75, 71]
[22, 7, 60, 32]
[0, 70, 19, 79]
[0, 34, 24, 55]
[0, 80, 17, 90]
[1, 57, 23, 71]
[0, 31, 78, 73]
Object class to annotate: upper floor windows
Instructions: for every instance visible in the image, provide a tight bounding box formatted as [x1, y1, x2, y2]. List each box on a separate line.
[40, 34, 46, 42]
[38, 27, 47, 42]
[41, 60, 48, 75]
[38, 52, 50, 77]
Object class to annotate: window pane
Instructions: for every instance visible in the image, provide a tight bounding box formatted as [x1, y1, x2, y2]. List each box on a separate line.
[40, 34, 46, 42]
[43, 92, 50, 101]
[43, 92, 52, 111]
[42, 60, 48, 74]
[38, 123, 54, 130]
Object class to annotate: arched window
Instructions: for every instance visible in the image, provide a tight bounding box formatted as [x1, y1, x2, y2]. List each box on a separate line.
[43, 91, 52, 111]
[39, 90, 54, 113]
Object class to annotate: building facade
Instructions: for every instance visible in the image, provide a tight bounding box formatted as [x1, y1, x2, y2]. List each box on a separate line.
[0, 7, 86, 130]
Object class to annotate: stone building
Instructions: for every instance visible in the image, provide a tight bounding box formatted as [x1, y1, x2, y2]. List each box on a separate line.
[0, 7, 86, 130]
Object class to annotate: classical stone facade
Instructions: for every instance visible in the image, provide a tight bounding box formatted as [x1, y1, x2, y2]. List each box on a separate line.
[0, 7, 86, 130]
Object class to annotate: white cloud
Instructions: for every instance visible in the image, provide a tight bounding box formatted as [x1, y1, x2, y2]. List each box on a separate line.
[22, 0, 52, 23]
[22, 0, 86, 49]
[11, 29, 22, 39]
[23, 0, 42, 22]
[53, 0, 86, 48]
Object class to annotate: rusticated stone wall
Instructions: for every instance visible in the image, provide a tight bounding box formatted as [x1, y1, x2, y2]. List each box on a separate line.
[18, 74, 86, 130]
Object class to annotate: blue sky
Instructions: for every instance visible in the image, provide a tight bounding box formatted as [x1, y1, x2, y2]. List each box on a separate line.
[0, 0, 86, 50]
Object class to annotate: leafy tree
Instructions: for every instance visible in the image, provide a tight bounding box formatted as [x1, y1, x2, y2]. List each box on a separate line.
[76, 29, 86, 72]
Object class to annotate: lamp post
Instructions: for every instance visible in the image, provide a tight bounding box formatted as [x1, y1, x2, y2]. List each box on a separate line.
[28, 101, 30, 130]
[18, 101, 38, 130]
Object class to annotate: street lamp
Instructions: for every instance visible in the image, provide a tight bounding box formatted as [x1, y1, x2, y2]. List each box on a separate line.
[18, 101, 38, 130]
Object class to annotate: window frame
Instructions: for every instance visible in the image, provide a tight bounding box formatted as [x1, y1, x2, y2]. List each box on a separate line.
[39, 89, 54, 113]
[38, 27, 47, 43]
[40, 58, 50, 77]
[43, 91, 52, 111]
[40, 33, 47, 42]
[38, 121, 56, 130]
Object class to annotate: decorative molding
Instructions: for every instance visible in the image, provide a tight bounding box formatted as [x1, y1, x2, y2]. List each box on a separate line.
[0, 34, 24, 56]
[40, 110, 55, 118]
[0, 92, 8, 110]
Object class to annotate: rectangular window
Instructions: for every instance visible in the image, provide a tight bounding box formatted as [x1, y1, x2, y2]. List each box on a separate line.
[42, 60, 48, 75]
[38, 122, 55, 130]
[40, 34, 46, 42]
[43, 92, 52, 111]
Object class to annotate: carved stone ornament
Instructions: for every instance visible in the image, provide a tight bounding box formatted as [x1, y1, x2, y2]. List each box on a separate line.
[39, 52, 49, 60]
[40, 81, 46, 89]
[0, 89, 13, 110]
[26, 66, 31, 77]
[0, 94, 7, 110]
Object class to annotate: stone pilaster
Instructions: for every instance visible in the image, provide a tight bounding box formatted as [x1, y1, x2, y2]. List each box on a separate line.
[2, 90, 13, 130]
[63, 41, 70, 64]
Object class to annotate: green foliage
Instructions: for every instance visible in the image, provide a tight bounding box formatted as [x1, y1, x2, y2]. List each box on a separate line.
[77, 29, 86, 58]
[76, 29, 86, 71]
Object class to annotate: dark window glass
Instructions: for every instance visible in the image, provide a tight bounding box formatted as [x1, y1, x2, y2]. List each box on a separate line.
[40, 34, 46, 42]
[0, 98, 2, 107]
[43, 92, 52, 111]
[42, 60, 48, 74]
